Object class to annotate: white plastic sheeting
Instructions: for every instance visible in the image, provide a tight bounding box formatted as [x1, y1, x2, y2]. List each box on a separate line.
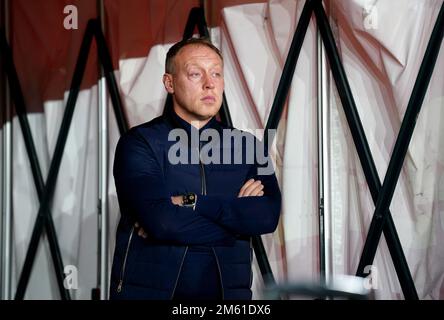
[328, 0, 444, 299]
[7, 87, 115, 299]
[2, 0, 443, 299]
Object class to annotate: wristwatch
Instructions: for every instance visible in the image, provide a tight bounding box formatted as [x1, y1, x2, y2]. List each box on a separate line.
[182, 192, 197, 210]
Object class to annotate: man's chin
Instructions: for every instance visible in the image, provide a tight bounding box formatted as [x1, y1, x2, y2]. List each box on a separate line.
[196, 109, 220, 121]
[196, 114, 215, 121]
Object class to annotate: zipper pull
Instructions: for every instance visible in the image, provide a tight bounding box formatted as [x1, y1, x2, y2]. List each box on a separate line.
[117, 280, 123, 293]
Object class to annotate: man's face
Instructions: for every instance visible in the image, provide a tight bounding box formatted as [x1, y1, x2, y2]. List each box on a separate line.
[163, 44, 224, 126]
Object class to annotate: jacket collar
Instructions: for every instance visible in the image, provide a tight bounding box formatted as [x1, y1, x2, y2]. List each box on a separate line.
[164, 103, 218, 136]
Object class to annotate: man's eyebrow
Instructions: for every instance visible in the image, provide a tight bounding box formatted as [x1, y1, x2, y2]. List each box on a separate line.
[184, 62, 223, 68]
[184, 63, 200, 68]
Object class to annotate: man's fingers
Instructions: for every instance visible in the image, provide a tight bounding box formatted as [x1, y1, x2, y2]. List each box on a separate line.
[238, 180, 264, 197]
[251, 185, 265, 197]
[242, 180, 263, 197]
[240, 180, 260, 197]
[136, 226, 148, 238]
[244, 182, 264, 197]
[238, 178, 255, 197]
[171, 195, 183, 206]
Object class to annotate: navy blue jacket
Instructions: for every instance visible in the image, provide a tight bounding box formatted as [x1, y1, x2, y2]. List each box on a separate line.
[109, 108, 281, 300]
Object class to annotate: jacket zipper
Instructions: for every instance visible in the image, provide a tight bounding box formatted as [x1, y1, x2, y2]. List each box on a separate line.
[170, 247, 189, 299]
[199, 145, 225, 299]
[199, 161, 207, 195]
[170, 143, 205, 299]
[212, 247, 225, 300]
[249, 238, 253, 288]
[117, 226, 135, 293]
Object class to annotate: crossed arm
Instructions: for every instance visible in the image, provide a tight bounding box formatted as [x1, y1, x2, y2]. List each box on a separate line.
[136, 178, 266, 238]
[114, 131, 281, 246]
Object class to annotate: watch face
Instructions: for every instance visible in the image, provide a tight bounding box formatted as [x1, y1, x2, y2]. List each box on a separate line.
[183, 193, 196, 206]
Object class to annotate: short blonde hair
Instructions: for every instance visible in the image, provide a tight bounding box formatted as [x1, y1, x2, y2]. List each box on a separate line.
[165, 37, 223, 74]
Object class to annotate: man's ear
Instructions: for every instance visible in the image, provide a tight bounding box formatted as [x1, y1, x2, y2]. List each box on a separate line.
[163, 74, 174, 94]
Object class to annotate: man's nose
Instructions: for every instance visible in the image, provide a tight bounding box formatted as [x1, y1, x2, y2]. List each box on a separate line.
[203, 73, 215, 89]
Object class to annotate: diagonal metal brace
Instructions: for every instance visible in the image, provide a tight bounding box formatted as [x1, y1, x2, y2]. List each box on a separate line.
[354, 1, 444, 298]
[13, 19, 127, 300]
[1, 29, 71, 301]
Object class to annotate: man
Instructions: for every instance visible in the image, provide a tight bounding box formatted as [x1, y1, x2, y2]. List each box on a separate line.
[110, 37, 281, 300]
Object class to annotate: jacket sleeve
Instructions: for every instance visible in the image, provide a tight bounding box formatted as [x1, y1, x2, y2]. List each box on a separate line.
[113, 130, 236, 246]
[195, 140, 282, 236]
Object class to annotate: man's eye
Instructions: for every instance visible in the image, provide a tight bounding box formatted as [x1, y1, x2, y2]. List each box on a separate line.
[189, 72, 201, 78]
[212, 72, 222, 78]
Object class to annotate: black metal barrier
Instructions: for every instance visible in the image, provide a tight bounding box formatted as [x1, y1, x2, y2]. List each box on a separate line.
[1, 19, 128, 300]
[354, 0, 444, 290]
[263, 0, 442, 299]
[1, 30, 71, 301]
[312, 0, 424, 299]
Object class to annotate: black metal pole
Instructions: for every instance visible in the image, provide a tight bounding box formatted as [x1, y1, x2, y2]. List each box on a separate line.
[260, 0, 315, 286]
[162, 7, 209, 122]
[183, 7, 210, 39]
[0, 31, 71, 300]
[179, 7, 233, 127]
[264, 0, 314, 142]
[92, 20, 128, 135]
[355, 0, 444, 295]
[313, 0, 420, 299]
[14, 21, 95, 300]
[219, 93, 233, 128]
[162, 8, 209, 120]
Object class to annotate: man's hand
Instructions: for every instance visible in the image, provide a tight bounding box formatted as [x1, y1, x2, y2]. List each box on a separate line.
[171, 195, 183, 206]
[238, 179, 264, 197]
[135, 195, 183, 238]
[134, 222, 148, 239]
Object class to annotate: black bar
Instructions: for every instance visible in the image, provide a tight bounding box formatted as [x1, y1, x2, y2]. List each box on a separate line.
[264, 0, 314, 143]
[14, 21, 95, 300]
[92, 20, 128, 135]
[219, 93, 233, 127]
[183, 7, 209, 39]
[45, 218, 71, 299]
[196, 6, 210, 38]
[185, 7, 232, 127]
[7, 16, 130, 299]
[0, 31, 71, 300]
[313, 0, 419, 299]
[356, 0, 444, 295]
[162, 7, 207, 119]
[183, 7, 198, 39]
[259, 0, 315, 286]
